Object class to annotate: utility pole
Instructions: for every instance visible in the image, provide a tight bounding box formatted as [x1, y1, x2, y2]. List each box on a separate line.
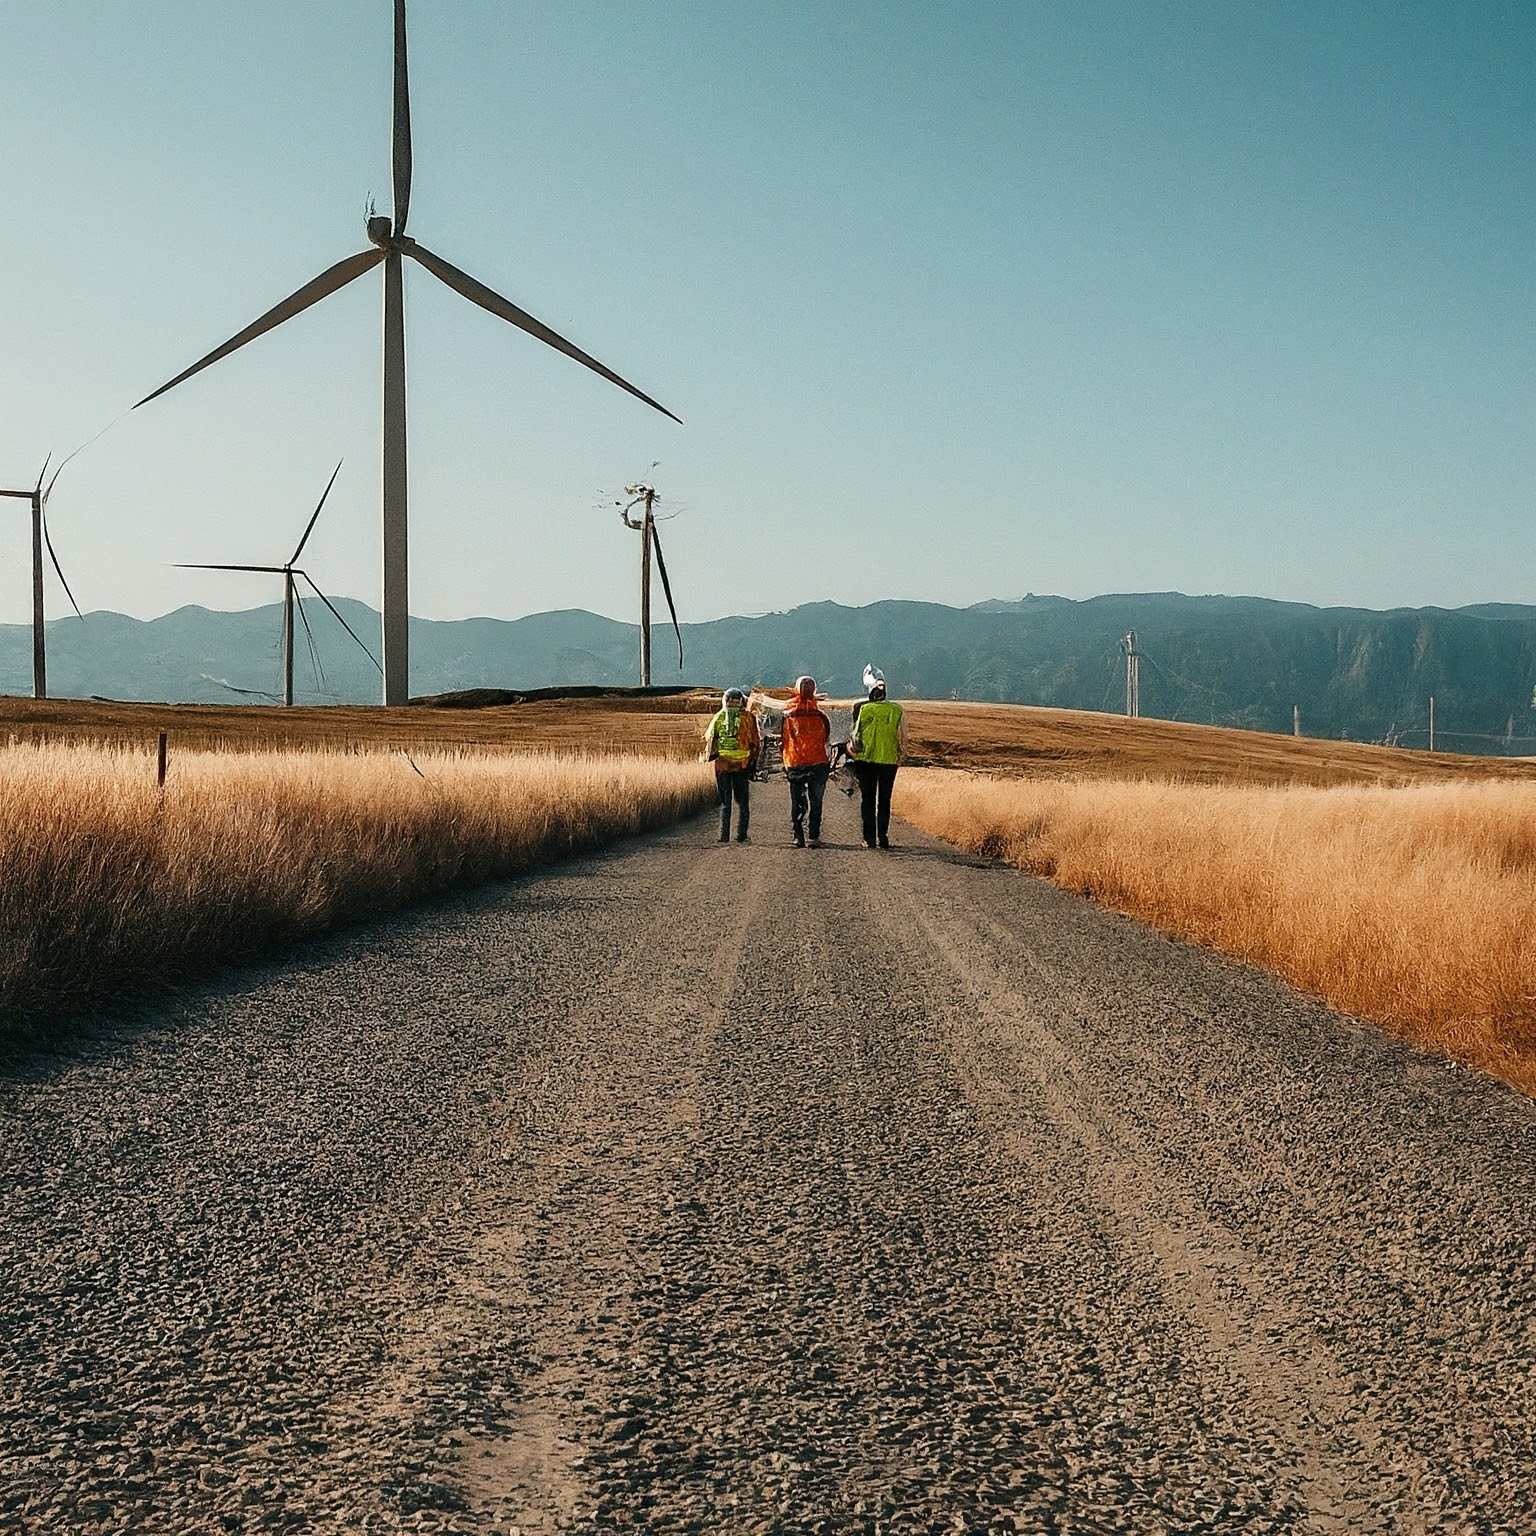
[621, 483, 659, 686]
[1120, 630, 1140, 719]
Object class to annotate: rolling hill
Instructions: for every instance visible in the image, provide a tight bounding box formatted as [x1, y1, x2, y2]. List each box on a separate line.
[6, 592, 1536, 755]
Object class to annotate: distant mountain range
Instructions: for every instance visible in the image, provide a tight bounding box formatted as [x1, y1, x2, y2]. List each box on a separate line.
[7, 592, 1536, 755]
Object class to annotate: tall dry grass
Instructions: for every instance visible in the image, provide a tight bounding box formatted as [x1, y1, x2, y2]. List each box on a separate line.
[897, 769, 1536, 1097]
[0, 743, 713, 1034]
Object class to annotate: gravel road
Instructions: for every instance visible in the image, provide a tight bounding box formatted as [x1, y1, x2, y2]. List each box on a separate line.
[2, 784, 1533, 1535]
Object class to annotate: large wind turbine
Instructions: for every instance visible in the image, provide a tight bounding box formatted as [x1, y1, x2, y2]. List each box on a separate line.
[135, 0, 679, 706]
[176, 462, 380, 707]
[0, 458, 83, 700]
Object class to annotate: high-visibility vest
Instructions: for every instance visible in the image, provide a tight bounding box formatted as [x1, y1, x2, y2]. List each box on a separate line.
[781, 702, 830, 767]
[852, 699, 903, 765]
[708, 708, 755, 768]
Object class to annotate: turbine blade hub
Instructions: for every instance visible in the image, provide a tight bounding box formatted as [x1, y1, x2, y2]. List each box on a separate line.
[367, 215, 395, 247]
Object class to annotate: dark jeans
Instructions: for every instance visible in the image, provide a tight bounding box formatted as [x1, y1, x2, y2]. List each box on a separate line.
[716, 770, 750, 839]
[854, 761, 899, 845]
[787, 763, 829, 841]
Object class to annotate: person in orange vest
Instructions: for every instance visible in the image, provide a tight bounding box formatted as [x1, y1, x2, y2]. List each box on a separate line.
[780, 675, 832, 848]
[703, 687, 760, 843]
[848, 664, 907, 849]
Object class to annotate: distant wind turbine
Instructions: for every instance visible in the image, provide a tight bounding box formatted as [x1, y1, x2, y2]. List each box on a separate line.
[176, 461, 381, 707]
[135, 0, 680, 706]
[618, 481, 683, 685]
[0, 457, 84, 700]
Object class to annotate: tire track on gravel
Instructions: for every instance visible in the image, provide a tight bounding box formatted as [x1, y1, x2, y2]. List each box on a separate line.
[561, 791, 1312, 1533]
[876, 865, 1419, 1532]
[441, 862, 765, 1532]
[868, 812, 1536, 1532]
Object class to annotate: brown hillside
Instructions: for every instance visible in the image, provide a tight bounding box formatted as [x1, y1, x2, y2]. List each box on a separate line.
[1, 692, 1532, 787]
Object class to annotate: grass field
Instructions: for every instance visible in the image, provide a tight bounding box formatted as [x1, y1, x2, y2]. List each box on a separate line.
[901, 698, 1536, 787]
[10, 691, 1536, 786]
[0, 688, 722, 760]
[897, 768, 1536, 1097]
[0, 739, 712, 1039]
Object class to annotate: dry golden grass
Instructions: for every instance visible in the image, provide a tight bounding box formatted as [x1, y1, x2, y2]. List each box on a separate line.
[0, 689, 722, 760]
[901, 699, 1536, 787]
[898, 769, 1536, 1096]
[0, 741, 713, 1034]
[6, 692, 1535, 787]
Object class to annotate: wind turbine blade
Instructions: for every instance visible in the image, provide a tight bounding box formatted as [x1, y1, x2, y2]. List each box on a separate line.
[174, 563, 286, 574]
[403, 241, 682, 424]
[650, 523, 684, 670]
[42, 511, 84, 621]
[298, 572, 384, 674]
[293, 589, 329, 697]
[135, 250, 386, 409]
[291, 459, 344, 565]
[392, 0, 413, 235]
[33, 455, 51, 496]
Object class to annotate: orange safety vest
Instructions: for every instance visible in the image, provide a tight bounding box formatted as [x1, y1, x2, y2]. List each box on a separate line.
[780, 701, 830, 768]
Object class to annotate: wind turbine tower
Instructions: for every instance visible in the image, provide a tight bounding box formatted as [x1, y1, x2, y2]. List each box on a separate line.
[1121, 630, 1141, 719]
[0, 459, 83, 700]
[135, 0, 680, 706]
[619, 482, 683, 686]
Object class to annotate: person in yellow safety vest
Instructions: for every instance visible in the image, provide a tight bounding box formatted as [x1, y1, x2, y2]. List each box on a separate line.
[847, 665, 907, 849]
[780, 675, 832, 848]
[703, 687, 761, 843]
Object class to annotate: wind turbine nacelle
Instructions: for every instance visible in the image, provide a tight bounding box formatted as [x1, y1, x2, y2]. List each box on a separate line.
[367, 215, 394, 246]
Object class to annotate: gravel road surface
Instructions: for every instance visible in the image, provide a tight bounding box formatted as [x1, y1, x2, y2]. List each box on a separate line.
[2, 784, 1533, 1534]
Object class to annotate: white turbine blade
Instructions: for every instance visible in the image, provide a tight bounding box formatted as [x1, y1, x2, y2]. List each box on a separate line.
[135, 249, 386, 409]
[650, 523, 684, 669]
[298, 571, 383, 674]
[291, 459, 344, 565]
[403, 240, 682, 424]
[174, 563, 285, 574]
[392, 0, 413, 235]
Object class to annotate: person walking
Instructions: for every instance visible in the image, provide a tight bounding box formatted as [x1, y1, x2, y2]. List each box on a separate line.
[780, 675, 831, 848]
[703, 687, 760, 843]
[848, 664, 907, 849]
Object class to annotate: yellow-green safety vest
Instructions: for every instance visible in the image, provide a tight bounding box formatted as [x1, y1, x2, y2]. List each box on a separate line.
[853, 700, 903, 765]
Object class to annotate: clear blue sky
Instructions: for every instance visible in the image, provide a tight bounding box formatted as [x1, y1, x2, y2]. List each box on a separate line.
[1, 0, 1532, 630]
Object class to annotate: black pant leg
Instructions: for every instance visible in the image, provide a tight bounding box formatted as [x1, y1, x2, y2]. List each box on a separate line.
[875, 764, 898, 843]
[855, 762, 877, 844]
[733, 772, 751, 838]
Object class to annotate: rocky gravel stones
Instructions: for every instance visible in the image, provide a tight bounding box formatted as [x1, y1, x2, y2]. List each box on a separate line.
[1, 787, 1533, 1531]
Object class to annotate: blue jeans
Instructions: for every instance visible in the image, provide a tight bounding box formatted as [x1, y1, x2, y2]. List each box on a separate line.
[787, 764, 829, 841]
[716, 770, 750, 839]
